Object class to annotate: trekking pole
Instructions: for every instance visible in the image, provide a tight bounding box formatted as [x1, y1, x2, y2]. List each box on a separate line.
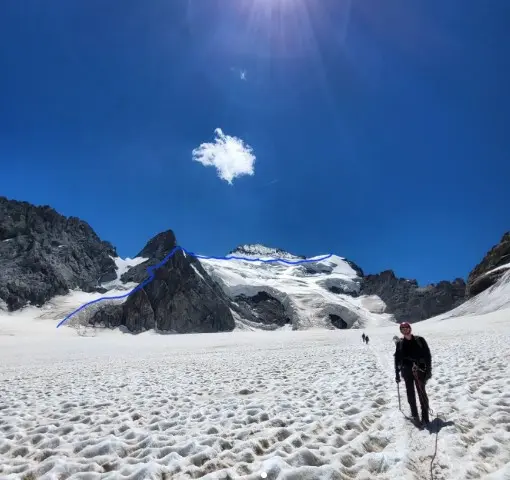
[397, 382, 401, 411]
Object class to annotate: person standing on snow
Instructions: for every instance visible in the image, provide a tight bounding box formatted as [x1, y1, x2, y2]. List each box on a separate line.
[365, 335, 369, 345]
[394, 322, 432, 426]
[362, 333, 366, 342]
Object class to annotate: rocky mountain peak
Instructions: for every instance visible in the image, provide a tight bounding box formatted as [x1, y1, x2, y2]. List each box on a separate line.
[92, 231, 236, 334]
[136, 229, 177, 260]
[120, 230, 177, 285]
[467, 232, 510, 297]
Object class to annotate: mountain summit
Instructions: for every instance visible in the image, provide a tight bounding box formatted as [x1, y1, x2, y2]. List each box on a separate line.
[228, 244, 306, 261]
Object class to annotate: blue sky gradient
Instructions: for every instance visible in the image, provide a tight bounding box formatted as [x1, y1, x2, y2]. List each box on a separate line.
[1, 0, 509, 284]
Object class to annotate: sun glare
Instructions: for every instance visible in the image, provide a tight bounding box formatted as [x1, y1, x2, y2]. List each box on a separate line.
[239, 0, 315, 57]
[251, 0, 299, 12]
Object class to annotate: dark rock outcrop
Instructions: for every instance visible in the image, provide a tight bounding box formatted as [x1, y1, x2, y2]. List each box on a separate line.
[120, 230, 177, 284]
[325, 283, 360, 297]
[329, 314, 348, 329]
[0, 196, 117, 311]
[233, 291, 291, 326]
[361, 270, 466, 323]
[91, 230, 236, 333]
[466, 232, 510, 297]
[137, 230, 178, 261]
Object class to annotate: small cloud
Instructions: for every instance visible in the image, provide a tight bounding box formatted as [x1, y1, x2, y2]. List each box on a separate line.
[192, 128, 256, 185]
[240, 70, 247, 80]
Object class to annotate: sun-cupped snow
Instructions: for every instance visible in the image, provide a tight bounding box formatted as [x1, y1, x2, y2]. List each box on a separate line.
[1, 303, 510, 480]
[199, 246, 395, 330]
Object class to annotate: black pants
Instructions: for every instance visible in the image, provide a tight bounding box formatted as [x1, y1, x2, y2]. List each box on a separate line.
[402, 367, 429, 422]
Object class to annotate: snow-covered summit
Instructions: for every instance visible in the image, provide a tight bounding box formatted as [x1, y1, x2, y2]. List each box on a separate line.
[228, 244, 305, 261]
[200, 246, 395, 330]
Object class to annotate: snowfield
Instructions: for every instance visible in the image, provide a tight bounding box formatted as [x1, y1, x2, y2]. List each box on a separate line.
[1, 305, 510, 479]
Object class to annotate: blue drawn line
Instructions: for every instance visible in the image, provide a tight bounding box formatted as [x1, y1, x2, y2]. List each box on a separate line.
[56, 246, 333, 328]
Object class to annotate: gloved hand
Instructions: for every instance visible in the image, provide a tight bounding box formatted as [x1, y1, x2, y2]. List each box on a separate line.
[425, 369, 432, 381]
[395, 374, 401, 383]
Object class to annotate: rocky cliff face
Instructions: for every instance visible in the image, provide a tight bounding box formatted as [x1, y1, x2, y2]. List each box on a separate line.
[0, 196, 117, 311]
[466, 232, 510, 297]
[361, 271, 466, 323]
[90, 230, 236, 333]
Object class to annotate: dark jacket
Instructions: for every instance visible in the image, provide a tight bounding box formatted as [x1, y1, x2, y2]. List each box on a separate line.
[394, 335, 431, 376]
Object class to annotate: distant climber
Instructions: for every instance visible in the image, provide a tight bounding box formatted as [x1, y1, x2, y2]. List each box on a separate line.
[362, 333, 366, 342]
[394, 322, 432, 426]
[364, 335, 369, 344]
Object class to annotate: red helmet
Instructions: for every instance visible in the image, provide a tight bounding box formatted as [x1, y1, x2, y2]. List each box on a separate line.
[399, 322, 411, 331]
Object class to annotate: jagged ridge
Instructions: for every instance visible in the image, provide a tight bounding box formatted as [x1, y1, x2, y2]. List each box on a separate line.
[361, 270, 466, 323]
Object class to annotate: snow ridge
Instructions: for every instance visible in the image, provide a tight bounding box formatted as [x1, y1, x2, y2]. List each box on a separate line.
[228, 244, 305, 260]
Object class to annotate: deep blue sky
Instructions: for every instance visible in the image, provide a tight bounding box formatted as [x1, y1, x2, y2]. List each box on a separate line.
[1, 0, 509, 284]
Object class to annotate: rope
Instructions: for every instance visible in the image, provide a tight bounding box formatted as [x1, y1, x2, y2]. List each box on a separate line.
[411, 364, 440, 480]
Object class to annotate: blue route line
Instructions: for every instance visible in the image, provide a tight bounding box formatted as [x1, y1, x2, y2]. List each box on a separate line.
[56, 246, 333, 328]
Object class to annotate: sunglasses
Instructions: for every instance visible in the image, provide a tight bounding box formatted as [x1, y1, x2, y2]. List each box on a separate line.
[400, 327, 411, 331]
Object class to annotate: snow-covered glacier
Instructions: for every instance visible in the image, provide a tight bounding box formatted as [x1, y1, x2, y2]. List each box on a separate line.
[199, 244, 396, 330]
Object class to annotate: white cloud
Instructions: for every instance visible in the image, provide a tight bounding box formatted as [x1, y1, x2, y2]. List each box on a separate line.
[192, 128, 256, 185]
